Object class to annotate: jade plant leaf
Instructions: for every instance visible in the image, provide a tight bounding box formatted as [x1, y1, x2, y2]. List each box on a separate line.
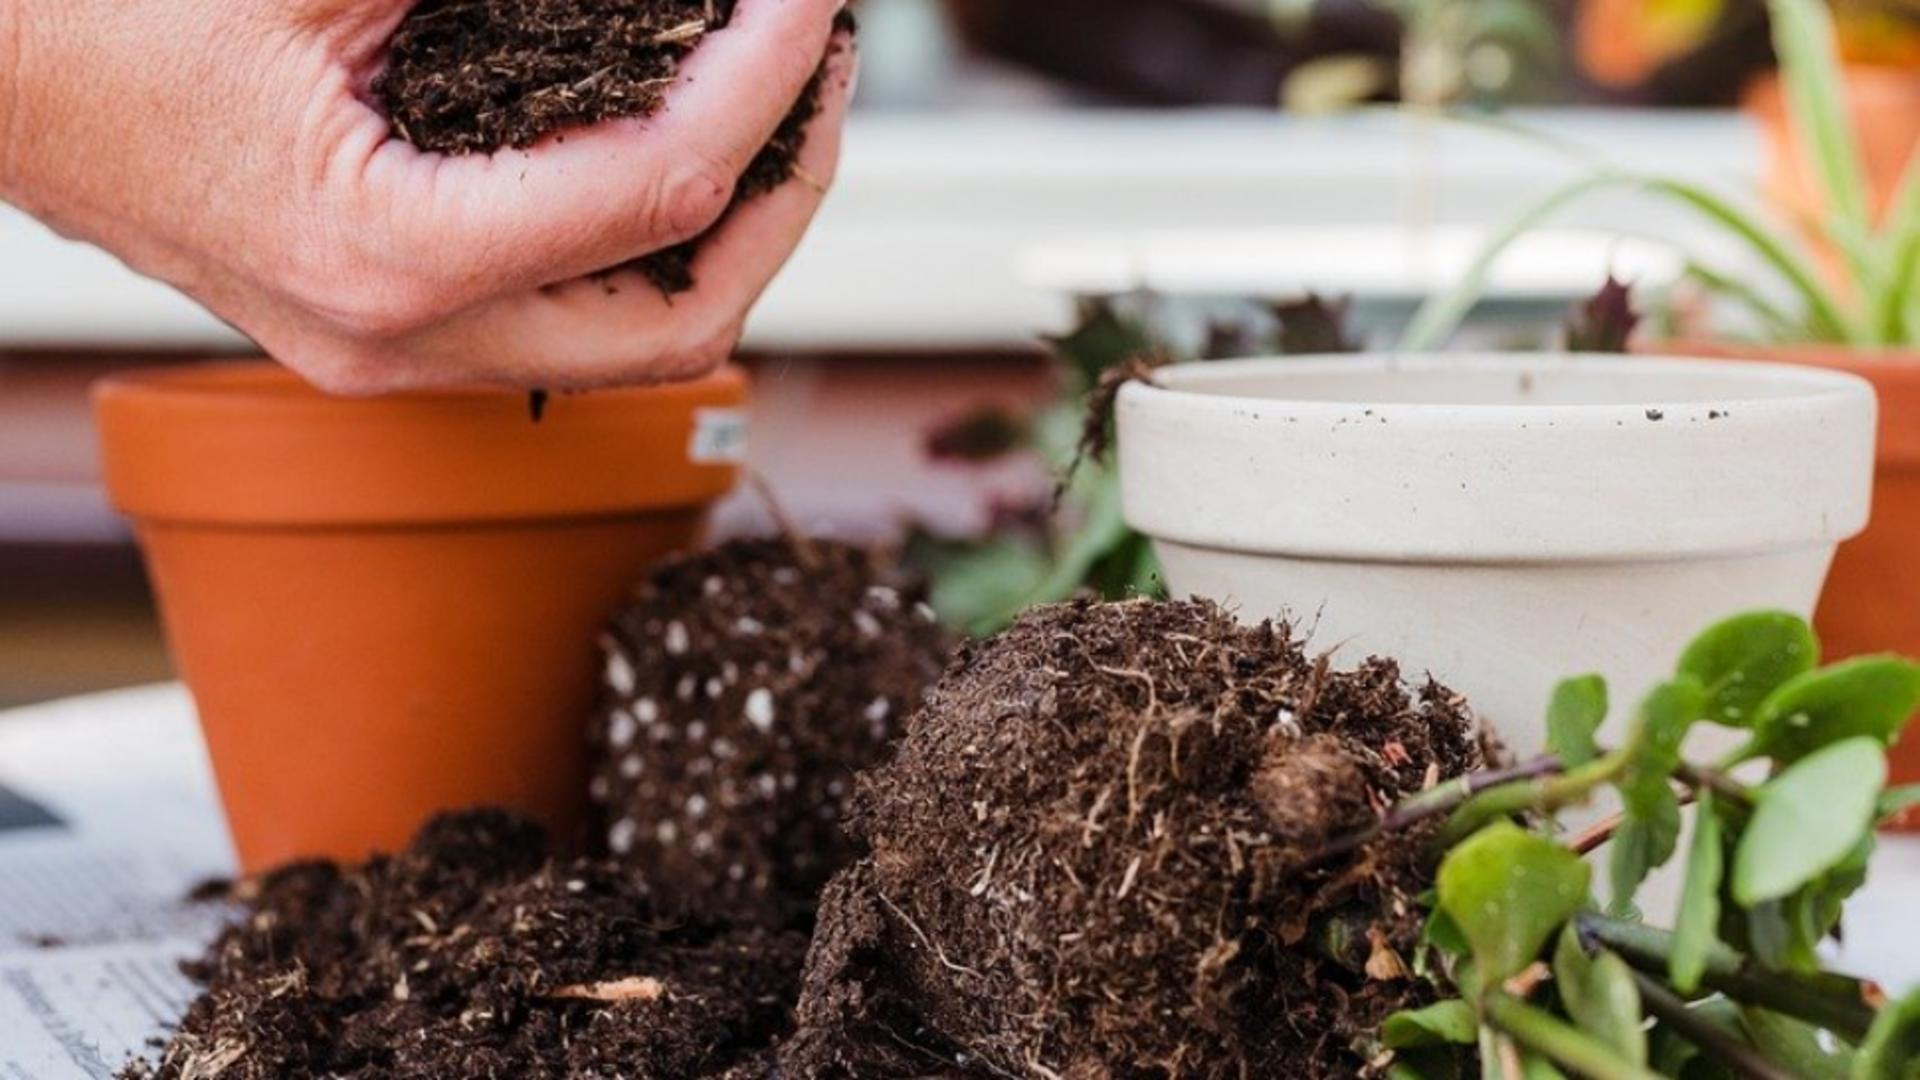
[1610, 793, 1682, 917]
[1739, 657, 1920, 765]
[1553, 929, 1648, 1065]
[1437, 821, 1591, 989]
[1879, 784, 1920, 824]
[1677, 611, 1819, 728]
[1610, 677, 1706, 911]
[1384, 1000, 1480, 1049]
[1545, 675, 1608, 768]
[1670, 790, 1724, 994]
[1733, 737, 1886, 906]
[1739, 1007, 1853, 1079]
[1853, 986, 1920, 1080]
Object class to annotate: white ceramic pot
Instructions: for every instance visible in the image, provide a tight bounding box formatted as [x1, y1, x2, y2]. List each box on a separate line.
[1117, 354, 1877, 756]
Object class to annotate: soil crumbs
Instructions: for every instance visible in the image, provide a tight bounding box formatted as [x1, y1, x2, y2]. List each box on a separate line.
[376, 0, 852, 294]
[783, 598, 1486, 1079]
[121, 810, 807, 1080]
[593, 537, 955, 931]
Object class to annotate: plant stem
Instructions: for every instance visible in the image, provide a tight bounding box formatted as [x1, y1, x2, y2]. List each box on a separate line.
[1436, 754, 1625, 849]
[1577, 915, 1875, 1042]
[1482, 991, 1663, 1080]
[1673, 762, 1757, 811]
[1310, 755, 1565, 865]
[1629, 970, 1797, 1080]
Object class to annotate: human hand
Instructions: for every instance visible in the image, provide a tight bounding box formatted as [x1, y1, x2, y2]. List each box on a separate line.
[0, 0, 853, 393]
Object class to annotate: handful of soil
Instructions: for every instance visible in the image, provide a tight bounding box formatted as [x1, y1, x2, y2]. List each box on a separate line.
[783, 599, 1486, 1079]
[376, 0, 852, 293]
[123, 810, 807, 1080]
[592, 538, 954, 929]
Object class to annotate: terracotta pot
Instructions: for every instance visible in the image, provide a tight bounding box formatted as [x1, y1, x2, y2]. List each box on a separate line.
[94, 362, 748, 870]
[1746, 67, 1920, 229]
[1658, 340, 1920, 823]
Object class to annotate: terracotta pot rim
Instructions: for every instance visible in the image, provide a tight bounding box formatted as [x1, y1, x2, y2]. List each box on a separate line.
[1648, 339, 1920, 466]
[94, 360, 748, 528]
[1654, 339, 1920, 373]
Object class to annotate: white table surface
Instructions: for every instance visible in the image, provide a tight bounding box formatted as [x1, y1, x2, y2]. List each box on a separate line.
[2, 683, 1918, 989]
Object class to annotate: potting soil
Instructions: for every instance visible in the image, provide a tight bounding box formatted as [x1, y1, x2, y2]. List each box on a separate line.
[782, 598, 1485, 1079]
[120, 810, 808, 1079]
[591, 537, 954, 930]
[375, 0, 854, 293]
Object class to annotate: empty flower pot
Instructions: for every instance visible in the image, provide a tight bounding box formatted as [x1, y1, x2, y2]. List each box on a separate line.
[1117, 354, 1876, 756]
[95, 362, 748, 871]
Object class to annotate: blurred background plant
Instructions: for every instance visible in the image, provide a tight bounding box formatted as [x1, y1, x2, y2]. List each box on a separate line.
[1406, 0, 1920, 351]
[904, 294, 1361, 635]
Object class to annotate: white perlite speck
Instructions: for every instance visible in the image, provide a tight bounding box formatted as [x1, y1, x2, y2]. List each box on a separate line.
[687, 794, 710, 818]
[853, 611, 882, 639]
[745, 689, 776, 733]
[608, 818, 638, 855]
[735, 617, 764, 636]
[634, 698, 659, 724]
[607, 708, 638, 749]
[605, 650, 637, 696]
[665, 621, 690, 656]
[864, 697, 891, 723]
[865, 586, 901, 610]
[620, 754, 644, 779]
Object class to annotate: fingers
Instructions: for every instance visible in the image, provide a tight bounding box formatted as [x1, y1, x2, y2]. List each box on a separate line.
[371, 0, 847, 307]
[448, 42, 856, 390]
[276, 40, 857, 395]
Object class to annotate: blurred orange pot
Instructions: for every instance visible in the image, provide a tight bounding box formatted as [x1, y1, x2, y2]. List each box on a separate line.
[95, 362, 747, 870]
[1661, 342, 1920, 823]
[1746, 67, 1920, 229]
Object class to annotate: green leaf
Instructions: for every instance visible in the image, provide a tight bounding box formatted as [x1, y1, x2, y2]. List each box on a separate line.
[1425, 904, 1470, 957]
[1554, 930, 1648, 1065]
[1739, 1007, 1853, 1079]
[1546, 675, 1608, 768]
[1521, 1054, 1569, 1080]
[1047, 297, 1158, 390]
[1677, 612, 1819, 728]
[1744, 897, 1821, 973]
[1733, 737, 1887, 905]
[1670, 791, 1724, 995]
[1766, 0, 1872, 262]
[1741, 657, 1920, 765]
[1610, 792, 1682, 916]
[1623, 677, 1708, 799]
[1879, 784, 1920, 824]
[1385, 1000, 1480, 1049]
[1400, 174, 1618, 351]
[1437, 822, 1591, 988]
[1853, 987, 1920, 1080]
[1609, 677, 1705, 912]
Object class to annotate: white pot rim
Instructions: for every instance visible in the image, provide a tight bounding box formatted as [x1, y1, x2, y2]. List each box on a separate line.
[1118, 353, 1878, 564]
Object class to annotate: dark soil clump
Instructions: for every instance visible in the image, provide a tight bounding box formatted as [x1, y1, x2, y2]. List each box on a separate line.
[122, 809, 808, 1080]
[376, 0, 852, 293]
[593, 538, 954, 930]
[782, 599, 1485, 1079]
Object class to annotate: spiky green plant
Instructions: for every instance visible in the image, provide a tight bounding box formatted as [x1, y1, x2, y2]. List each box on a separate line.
[1403, 0, 1920, 353]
